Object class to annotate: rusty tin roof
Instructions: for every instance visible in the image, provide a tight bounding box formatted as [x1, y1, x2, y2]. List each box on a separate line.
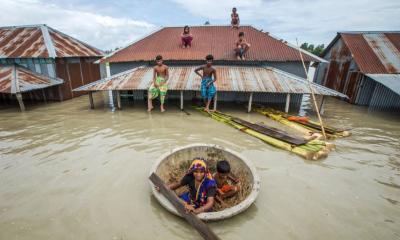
[0, 24, 103, 58]
[103, 25, 325, 63]
[74, 66, 346, 98]
[323, 32, 400, 74]
[0, 64, 63, 94]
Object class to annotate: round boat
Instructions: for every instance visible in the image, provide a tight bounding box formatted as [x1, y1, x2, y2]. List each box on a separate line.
[149, 143, 260, 221]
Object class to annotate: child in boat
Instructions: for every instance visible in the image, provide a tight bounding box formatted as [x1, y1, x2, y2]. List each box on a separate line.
[181, 25, 193, 48]
[194, 54, 217, 113]
[231, 7, 240, 29]
[148, 55, 169, 112]
[214, 160, 240, 200]
[235, 32, 251, 60]
[167, 158, 217, 214]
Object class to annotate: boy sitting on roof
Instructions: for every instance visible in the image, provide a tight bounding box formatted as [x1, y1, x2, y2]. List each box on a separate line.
[167, 158, 217, 214]
[235, 32, 251, 60]
[231, 7, 240, 29]
[213, 160, 240, 202]
[194, 54, 217, 113]
[148, 55, 169, 112]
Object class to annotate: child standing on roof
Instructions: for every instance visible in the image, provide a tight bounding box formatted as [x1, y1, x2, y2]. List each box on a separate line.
[235, 32, 251, 60]
[194, 54, 217, 113]
[181, 26, 193, 48]
[231, 7, 240, 29]
[148, 55, 169, 112]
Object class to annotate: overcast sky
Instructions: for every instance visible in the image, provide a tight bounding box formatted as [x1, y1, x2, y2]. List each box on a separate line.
[1, 0, 399, 51]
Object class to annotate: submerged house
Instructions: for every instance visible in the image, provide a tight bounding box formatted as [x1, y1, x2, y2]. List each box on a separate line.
[314, 31, 400, 110]
[0, 24, 103, 110]
[75, 25, 346, 111]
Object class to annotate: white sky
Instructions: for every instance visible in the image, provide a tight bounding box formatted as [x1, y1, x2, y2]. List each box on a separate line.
[0, 0, 399, 50]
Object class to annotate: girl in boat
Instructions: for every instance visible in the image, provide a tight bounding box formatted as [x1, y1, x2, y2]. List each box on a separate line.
[168, 158, 217, 214]
[181, 25, 193, 48]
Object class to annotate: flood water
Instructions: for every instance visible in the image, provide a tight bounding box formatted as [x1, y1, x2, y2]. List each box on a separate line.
[0, 93, 399, 240]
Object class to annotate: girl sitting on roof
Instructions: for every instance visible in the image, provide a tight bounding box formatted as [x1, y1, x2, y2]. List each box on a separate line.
[181, 26, 193, 48]
[167, 158, 217, 214]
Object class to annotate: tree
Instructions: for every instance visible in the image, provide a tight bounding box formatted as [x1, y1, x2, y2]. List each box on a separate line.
[300, 42, 325, 56]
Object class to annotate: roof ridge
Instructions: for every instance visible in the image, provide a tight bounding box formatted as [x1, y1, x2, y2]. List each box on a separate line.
[339, 31, 400, 34]
[40, 25, 57, 58]
[0, 24, 46, 29]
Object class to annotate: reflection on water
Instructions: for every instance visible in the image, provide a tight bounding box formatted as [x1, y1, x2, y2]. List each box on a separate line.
[0, 93, 400, 240]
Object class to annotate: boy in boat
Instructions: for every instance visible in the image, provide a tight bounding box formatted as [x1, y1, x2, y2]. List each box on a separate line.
[213, 160, 240, 201]
[235, 32, 251, 60]
[194, 54, 217, 113]
[167, 158, 217, 214]
[231, 7, 240, 29]
[148, 55, 169, 112]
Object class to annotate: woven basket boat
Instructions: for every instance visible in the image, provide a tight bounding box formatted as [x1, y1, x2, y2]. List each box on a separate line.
[149, 144, 260, 221]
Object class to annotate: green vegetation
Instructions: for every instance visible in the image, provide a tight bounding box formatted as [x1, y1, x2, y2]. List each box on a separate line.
[300, 43, 325, 56]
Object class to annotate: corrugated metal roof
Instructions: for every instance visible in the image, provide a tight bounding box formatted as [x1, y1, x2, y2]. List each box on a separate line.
[366, 74, 400, 96]
[74, 66, 347, 98]
[0, 64, 63, 94]
[103, 25, 322, 63]
[0, 24, 103, 58]
[339, 32, 400, 74]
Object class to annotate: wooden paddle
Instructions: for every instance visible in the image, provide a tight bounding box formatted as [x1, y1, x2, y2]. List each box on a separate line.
[149, 173, 221, 240]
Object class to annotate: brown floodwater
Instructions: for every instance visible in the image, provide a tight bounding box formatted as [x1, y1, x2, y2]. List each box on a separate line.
[0, 93, 399, 240]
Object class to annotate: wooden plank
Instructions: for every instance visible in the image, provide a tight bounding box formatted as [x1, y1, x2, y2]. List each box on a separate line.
[285, 94, 290, 113]
[149, 173, 220, 240]
[247, 93, 253, 113]
[232, 117, 307, 145]
[16, 93, 25, 111]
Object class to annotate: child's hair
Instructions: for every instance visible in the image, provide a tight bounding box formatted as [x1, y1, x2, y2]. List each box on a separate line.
[183, 25, 190, 33]
[155, 55, 163, 61]
[217, 160, 231, 174]
[232, 7, 237, 12]
[206, 54, 214, 61]
[239, 32, 245, 37]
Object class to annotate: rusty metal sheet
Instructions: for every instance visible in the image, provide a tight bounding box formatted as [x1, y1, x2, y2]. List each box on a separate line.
[48, 28, 103, 57]
[0, 65, 63, 94]
[0, 25, 103, 58]
[74, 66, 347, 98]
[0, 27, 49, 58]
[104, 26, 320, 63]
[340, 32, 400, 74]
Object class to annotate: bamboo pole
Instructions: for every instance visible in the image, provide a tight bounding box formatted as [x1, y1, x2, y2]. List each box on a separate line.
[213, 92, 217, 111]
[296, 39, 327, 140]
[16, 93, 25, 111]
[116, 91, 122, 110]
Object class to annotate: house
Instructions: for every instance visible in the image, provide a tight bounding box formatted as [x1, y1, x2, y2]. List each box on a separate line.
[0, 24, 103, 110]
[75, 25, 346, 112]
[314, 31, 400, 110]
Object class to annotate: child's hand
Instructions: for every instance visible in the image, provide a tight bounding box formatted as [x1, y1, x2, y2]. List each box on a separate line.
[184, 203, 195, 213]
[155, 186, 160, 192]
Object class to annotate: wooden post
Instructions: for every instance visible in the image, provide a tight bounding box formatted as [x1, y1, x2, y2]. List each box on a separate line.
[16, 93, 25, 111]
[285, 93, 291, 113]
[319, 96, 325, 115]
[180, 90, 184, 110]
[116, 91, 122, 110]
[42, 89, 47, 103]
[247, 92, 253, 113]
[213, 92, 218, 111]
[89, 92, 94, 109]
[149, 173, 220, 240]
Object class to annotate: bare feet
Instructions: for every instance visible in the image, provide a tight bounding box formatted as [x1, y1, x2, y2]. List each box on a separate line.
[204, 107, 210, 113]
[147, 106, 154, 112]
[161, 106, 166, 112]
[237, 55, 241, 60]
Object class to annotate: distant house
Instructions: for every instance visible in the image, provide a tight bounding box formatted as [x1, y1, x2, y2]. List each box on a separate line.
[76, 25, 345, 111]
[0, 24, 103, 110]
[314, 31, 400, 110]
